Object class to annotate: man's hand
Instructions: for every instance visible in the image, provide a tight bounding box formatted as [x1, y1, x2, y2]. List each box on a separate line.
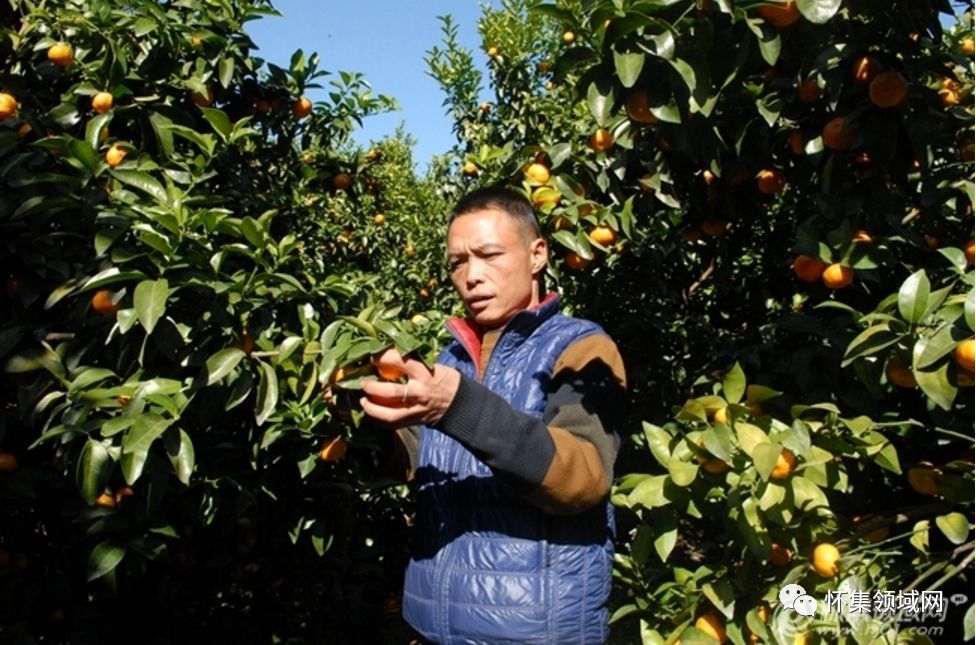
[360, 348, 461, 428]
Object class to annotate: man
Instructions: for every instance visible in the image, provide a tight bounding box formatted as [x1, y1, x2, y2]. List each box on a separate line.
[361, 186, 626, 644]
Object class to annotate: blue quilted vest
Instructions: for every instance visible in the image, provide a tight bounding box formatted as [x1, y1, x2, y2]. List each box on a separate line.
[402, 295, 615, 644]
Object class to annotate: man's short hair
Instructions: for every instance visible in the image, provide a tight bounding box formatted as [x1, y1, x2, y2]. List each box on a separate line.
[449, 185, 542, 241]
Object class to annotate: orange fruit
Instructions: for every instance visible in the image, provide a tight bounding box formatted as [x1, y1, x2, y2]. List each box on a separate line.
[770, 448, 796, 479]
[769, 542, 793, 566]
[551, 216, 573, 231]
[524, 162, 551, 185]
[231, 329, 255, 354]
[702, 458, 729, 474]
[47, 42, 74, 67]
[868, 71, 908, 108]
[191, 35, 203, 47]
[373, 213, 385, 225]
[114, 486, 135, 504]
[292, 96, 313, 118]
[105, 144, 127, 167]
[712, 406, 728, 424]
[91, 91, 114, 114]
[91, 289, 119, 315]
[564, 252, 591, 270]
[792, 255, 827, 282]
[486, 46, 499, 57]
[822, 116, 855, 150]
[962, 38, 975, 55]
[318, 436, 348, 462]
[757, 169, 786, 195]
[851, 56, 882, 84]
[531, 186, 562, 208]
[812, 543, 840, 577]
[908, 462, 940, 496]
[588, 225, 617, 246]
[756, 601, 771, 623]
[788, 130, 805, 155]
[405, 244, 415, 256]
[797, 78, 821, 103]
[418, 287, 431, 299]
[852, 230, 872, 243]
[626, 91, 659, 124]
[562, 31, 575, 44]
[821, 263, 854, 289]
[95, 492, 117, 508]
[886, 356, 917, 389]
[462, 161, 478, 176]
[588, 127, 614, 152]
[954, 339, 975, 372]
[695, 613, 727, 643]
[375, 362, 406, 381]
[701, 219, 729, 237]
[254, 99, 273, 113]
[939, 88, 959, 108]
[0, 93, 19, 120]
[853, 516, 890, 543]
[333, 173, 352, 190]
[0, 452, 17, 472]
[965, 239, 975, 264]
[191, 86, 214, 107]
[853, 152, 871, 166]
[757, 1, 800, 27]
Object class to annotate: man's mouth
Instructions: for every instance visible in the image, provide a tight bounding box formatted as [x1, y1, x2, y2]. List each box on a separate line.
[467, 295, 493, 308]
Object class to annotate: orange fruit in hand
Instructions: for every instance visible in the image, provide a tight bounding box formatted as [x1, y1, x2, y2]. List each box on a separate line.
[524, 162, 550, 185]
[91, 91, 114, 114]
[0, 452, 18, 472]
[626, 91, 658, 124]
[695, 613, 727, 643]
[954, 338, 975, 372]
[792, 255, 827, 282]
[91, 290, 119, 315]
[375, 362, 406, 381]
[769, 542, 793, 566]
[588, 225, 617, 246]
[821, 263, 854, 289]
[47, 42, 74, 67]
[0, 93, 16, 120]
[757, 1, 800, 27]
[770, 448, 796, 479]
[851, 56, 881, 84]
[823, 116, 855, 150]
[292, 96, 313, 118]
[868, 71, 908, 108]
[588, 128, 614, 152]
[757, 169, 786, 195]
[812, 543, 840, 577]
[318, 436, 348, 462]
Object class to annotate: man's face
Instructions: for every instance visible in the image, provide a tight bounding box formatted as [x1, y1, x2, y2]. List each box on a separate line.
[446, 208, 547, 328]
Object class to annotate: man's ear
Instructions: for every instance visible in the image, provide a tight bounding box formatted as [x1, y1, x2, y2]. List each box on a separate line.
[529, 237, 548, 275]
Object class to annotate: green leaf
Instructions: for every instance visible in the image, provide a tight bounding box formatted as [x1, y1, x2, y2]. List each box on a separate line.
[164, 428, 195, 485]
[753, 442, 782, 480]
[964, 604, 974, 641]
[910, 520, 930, 552]
[68, 367, 116, 394]
[796, 0, 841, 23]
[5, 345, 66, 378]
[966, 288, 974, 331]
[915, 363, 956, 411]
[85, 112, 113, 149]
[133, 278, 169, 334]
[218, 57, 235, 88]
[722, 363, 746, 403]
[651, 512, 678, 563]
[205, 348, 246, 385]
[87, 540, 125, 582]
[76, 439, 113, 504]
[914, 323, 958, 370]
[110, 169, 168, 205]
[668, 58, 696, 93]
[255, 360, 279, 425]
[613, 50, 644, 88]
[68, 138, 99, 172]
[628, 475, 671, 509]
[586, 75, 615, 126]
[898, 270, 930, 324]
[121, 413, 171, 484]
[200, 107, 231, 139]
[642, 422, 672, 467]
[791, 476, 829, 510]
[736, 423, 770, 458]
[667, 459, 698, 487]
[842, 324, 900, 367]
[935, 512, 970, 545]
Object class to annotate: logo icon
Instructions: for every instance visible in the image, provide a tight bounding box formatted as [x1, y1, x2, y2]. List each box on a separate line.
[779, 583, 818, 617]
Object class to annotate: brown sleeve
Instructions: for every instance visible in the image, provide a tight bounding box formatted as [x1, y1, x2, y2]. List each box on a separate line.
[525, 334, 626, 514]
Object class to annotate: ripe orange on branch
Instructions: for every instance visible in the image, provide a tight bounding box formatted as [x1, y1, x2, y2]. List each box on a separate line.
[757, 1, 800, 27]
[47, 42, 74, 67]
[823, 116, 855, 150]
[797, 78, 821, 103]
[292, 96, 312, 118]
[954, 339, 975, 372]
[770, 448, 796, 480]
[812, 543, 840, 577]
[694, 613, 727, 643]
[851, 56, 881, 84]
[333, 173, 352, 190]
[588, 128, 614, 152]
[757, 169, 785, 194]
[908, 462, 940, 496]
[318, 436, 348, 462]
[868, 71, 908, 108]
[0, 452, 17, 472]
[191, 86, 214, 107]
[105, 144, 127, 167]
[91, 290, 119, 315]
[564, 252, 591, 270]
[821, 263, 854, 289]
[0, 93, 17, 120]
[886, 356, 917, 389]
[792, 255, 827, 282]
[769, 542, 793, 566]
[91, 91, 114, 113]
[524, 162, 550, 185]
[588, 225, 617, 246]
[626, 91, 658, 124]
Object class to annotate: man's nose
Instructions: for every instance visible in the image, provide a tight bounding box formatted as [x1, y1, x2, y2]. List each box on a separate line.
[465, 258, 486, 286]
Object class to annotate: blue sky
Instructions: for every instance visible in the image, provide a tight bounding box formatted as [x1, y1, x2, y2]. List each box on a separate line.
[246, 1, 497, 170]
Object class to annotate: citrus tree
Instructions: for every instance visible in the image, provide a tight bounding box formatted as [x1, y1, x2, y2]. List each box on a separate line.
[0, 0, 437, 642]
[428, 0, 975, 642]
